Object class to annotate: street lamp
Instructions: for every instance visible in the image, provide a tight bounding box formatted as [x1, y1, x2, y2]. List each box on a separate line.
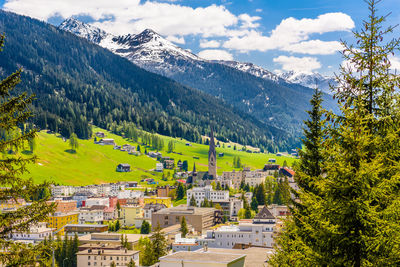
[63, 258, 69, 267]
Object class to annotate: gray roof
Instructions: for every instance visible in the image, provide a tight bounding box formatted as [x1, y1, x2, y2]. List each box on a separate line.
[160, 251, 245, 264]
[254, 206, 275, 220]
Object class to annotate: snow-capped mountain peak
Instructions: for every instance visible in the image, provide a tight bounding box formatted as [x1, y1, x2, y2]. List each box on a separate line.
[59, 17, 109, 44]
[59, 18, 201, 74]
[278, 71, 336, 94]
[217, 61, 281, 83]
[59, 18, 334, 93]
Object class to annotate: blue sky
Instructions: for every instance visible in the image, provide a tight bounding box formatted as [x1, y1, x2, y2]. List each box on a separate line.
[1, 0, 399, 75]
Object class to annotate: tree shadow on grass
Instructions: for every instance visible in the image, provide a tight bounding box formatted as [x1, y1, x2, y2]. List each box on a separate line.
[22, 150, 33, 155]
[64, 149, 77, 154]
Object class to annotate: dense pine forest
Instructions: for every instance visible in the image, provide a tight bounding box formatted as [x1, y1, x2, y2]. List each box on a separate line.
[0, 10, 301, 152]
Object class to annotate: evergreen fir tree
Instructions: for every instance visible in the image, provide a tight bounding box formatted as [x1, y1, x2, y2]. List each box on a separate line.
[176, 183, 185, 200]
[189, 195, 197, 207]
[250, 197, 259, 211]
[140, 221, 150, 234]
[180, 216, 188, 238]
[115, 220, 121, 232]
[272, 1, 400, 265]
[0, 34, 55, 265]
[151, 224, 168, 263]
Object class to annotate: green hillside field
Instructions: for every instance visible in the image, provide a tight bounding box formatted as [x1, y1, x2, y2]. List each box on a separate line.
[24, 127, 297, 186]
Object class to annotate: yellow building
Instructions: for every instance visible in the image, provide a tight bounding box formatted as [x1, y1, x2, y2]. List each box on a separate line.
[143, 196, 171, 208]
[0, 198, 26, 210]
[47, 212, 79, 235]
[121, 205, 143, 227]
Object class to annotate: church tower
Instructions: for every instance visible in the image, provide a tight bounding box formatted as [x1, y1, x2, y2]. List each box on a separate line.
[208, 127, 217, 179]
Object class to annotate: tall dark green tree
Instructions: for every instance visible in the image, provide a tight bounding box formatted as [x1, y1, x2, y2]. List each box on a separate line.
[176, 183, 185, 200]
[151, 224, 168, 263]
[250, 197, 259, 211]
[0, 34, 55, 266]
[140, 220, 150, 234]
[272, 1, 400, 265]
[180, 216, 188, 238]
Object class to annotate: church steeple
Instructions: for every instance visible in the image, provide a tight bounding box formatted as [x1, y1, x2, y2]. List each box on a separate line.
[193, 162, 197, 173]
[208, 126, 217, 179]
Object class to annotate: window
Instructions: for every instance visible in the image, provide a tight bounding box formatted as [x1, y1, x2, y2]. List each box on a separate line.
[88, 256, 91, 260]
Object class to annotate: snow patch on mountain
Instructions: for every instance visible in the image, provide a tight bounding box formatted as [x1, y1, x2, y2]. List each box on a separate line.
[59, 18, 335, 94]
[278, 71, 336, 94]
[217, 61, 281, 83]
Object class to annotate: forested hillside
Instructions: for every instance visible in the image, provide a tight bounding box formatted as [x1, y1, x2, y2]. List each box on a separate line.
[0, 10, 301, 152]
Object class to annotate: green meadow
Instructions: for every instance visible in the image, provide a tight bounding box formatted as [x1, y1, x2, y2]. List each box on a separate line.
[25, 127, 297, 186]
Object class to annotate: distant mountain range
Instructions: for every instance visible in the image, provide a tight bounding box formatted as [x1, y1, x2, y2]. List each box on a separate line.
[59, 18, 338, 135]
[0, 10, 300, 152]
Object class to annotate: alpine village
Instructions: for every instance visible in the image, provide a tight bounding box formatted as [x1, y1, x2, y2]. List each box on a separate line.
[1, 0, 400, 266]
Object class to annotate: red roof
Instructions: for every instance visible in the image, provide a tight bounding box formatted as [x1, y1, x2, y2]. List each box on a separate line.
[283, 167, 295, 176]
[177, 179, 186, 184]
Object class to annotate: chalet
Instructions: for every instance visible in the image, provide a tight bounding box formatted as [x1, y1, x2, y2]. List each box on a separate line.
[99, 138, 115, 145]
[148, 151, 162, 158]
[276, 152, 283, 156]
[218, 152, 224, 157]
[163, 159, 175, 169]
[126, 181, 138, 188]
[113, 145, 121, 150]
[263, 164, 280, 171]
[95, 132, 106, 138]
[116, 164, 131, 172]
[177, 160, 183, 168]
[156, 163, 164, 172]
[122, 144, 135, 152]
[268, 158, 276, 163]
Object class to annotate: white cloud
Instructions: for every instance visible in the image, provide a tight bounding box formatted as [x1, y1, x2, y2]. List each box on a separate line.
[167, 35, 185, 44]
[238, 13, 261, 28]
[255, 9, 263, 13]
[273, 56, 321, 73]
[199, 40, 220, 48]
[198, 49, 233, 61]
[3, 0, 261, 38]
[390, 56, 400, 72]
[223, 12, 354, 55]
[282, 40, 343, 55]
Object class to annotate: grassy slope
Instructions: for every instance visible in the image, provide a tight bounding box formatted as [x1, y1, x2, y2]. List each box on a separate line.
[25, 127, 297, 186]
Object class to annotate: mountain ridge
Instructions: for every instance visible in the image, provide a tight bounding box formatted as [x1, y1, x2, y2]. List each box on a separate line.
[59, 18, 338, 136]
[0, 10, 297, 152]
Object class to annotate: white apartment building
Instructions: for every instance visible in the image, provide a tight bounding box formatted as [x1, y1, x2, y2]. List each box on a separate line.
[79, 207, 105, 224]
[97, 184, 111, 196]
[85, 198, 109, 208]
[244, 171, 269, 187]
[51, 185, 76, 197]
[110, 183, 125, 196]
[221, 170, 244, 189]
[172, 234, 203, 252]
[198, 206, 276, 248]
[186, 185, 229, 207]
[9, 222, 53, 243]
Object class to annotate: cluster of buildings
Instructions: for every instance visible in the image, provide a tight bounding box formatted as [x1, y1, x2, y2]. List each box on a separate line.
[2, 128, 299, 266]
